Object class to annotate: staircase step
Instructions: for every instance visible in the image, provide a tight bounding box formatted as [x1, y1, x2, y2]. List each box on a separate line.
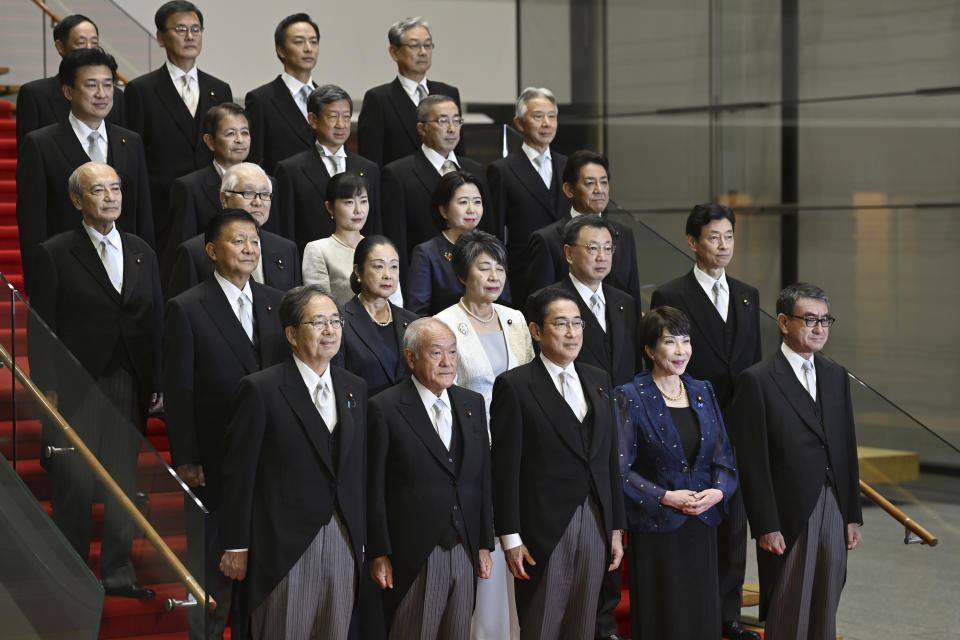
[0, 248, 23, 272]
[89, 533, 188, 587]
[0, 101, 12, 118]
[0, 202, 15, 223]
[0, 120, 15, 135]
[99, 582, 189, 639]
[0, 179, 15, 196]
[28, 491, 191, 540]
[0, 139, 15, 160]
[13, 449, 176, 501]
[0, 158, 15, 179]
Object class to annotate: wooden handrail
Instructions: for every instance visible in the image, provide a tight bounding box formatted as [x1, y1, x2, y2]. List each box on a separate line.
[860, 479, 938, 546]
[28, 0, 131, 84]
[0, 341, 215, 610]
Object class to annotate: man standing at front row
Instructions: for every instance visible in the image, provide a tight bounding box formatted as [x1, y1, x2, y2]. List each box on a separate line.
[491, 287, 625, 639]
[367, 318, 493, 639]
[219, 285, 367, 639]
[731, 283, 862, 640]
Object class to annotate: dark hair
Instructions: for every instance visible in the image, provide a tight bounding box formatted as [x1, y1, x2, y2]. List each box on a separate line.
[154, 0, 203, 31]
[274, 13, 320, 61]
[202, 102, 247, 137]
[54, 14, 97, 44]
[59, 47, 117, 88]
[430, 170, 482, 230]
[639, 306, 691, 368]
[280, 284, 337, 328]
[204, 208, 258, 245]
[307, 84, 353, 117]
[325, 171, 368, 203]
[416, 94, 457, 123]
[350, 235, 397, 294]
[685, 203, 736, 239]
[451, 229, 506, 283]
[562, 150, 610, 186]
[561, 214, 618, 248]
[776, 282, 829, 316]
[525, 286, 579, 328]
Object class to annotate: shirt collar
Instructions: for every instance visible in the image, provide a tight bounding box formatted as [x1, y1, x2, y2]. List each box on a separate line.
[281, 71, 314, 96]
[521, 142, 550, 165]
[212, 159, 227, 177]
[570, 206, 603, 219]
[68, 111, 107, 144]
[213, 269, 252, 304]
[539, 352, 577, 380]
[166, 60, 198, 84]
[292, 353, 332, 396]
[780, 341, 814, 377]
[81, 219, 120, 248]
[692, 264, 728, 295]
[421, 143, 457, 173]
[397, 74, 428, 100]
[569, 272, 604, 302]
[315, 140, 346, 158]
[411, 374, 450, 413]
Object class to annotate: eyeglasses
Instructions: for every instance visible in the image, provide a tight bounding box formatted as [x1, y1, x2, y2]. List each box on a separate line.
[225, 190, 272, 202]
[301, 316, 344, 330]
[421, 116, 464, 128]
[167, 24, 203, 36]
[571, 243, 616, 256]
[791, 314, 836, 328]
[548, 319, 585, 332]
[401, 41, 435, 51]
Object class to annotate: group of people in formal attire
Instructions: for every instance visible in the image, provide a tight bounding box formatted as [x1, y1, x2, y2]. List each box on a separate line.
[16, 2, 864, 640]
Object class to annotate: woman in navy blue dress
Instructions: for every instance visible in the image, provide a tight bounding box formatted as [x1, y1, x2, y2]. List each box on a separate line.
[616, 306, 738, 640]
[405, 170, 510, 315]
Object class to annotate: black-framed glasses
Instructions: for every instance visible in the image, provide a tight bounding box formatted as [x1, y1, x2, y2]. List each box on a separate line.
[167, 24, 204, 36]
[791, 314, 836, 328]
[548, 319, 585, 332]
[420, 116, 463, 128]
[401, 41, 435, 51]
[571, 243, 616, 256]
[225, 190, 272, 202]
[301, 316, 344, 330]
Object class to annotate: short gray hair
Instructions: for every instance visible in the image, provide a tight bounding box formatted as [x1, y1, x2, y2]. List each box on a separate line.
[221, 162, 270, 193]
[776, 282, 829, 316]
[307, 84, 353, 117]
[416, 94, 457, 123]
[68, 161, 120, 197]
[388, 16, 430, 46]
[403, 317, 452, 356]
[279, 284, 338, 329]
[515, 87, 557, 119]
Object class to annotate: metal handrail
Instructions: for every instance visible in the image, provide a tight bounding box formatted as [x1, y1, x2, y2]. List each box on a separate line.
[859, 480, 938, 546]
[28, 0, 131, 84]
[0, 341, 215, 610]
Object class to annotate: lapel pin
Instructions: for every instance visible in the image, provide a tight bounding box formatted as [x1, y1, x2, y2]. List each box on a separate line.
[210, 91, 215, 98]
[359, 172, 365, 177]
[443, 252, 453, 262]
[347, 392, 356, 409]
[743, 298, 750, 307]
[121, 138, 127, 144]
[619, 305, 624, 311]
[266, 305, 272, 311]
[696, 394, 704, 408]
[466, 410, 472, 417]
[403, 321, 409, 327]
[457, 322, 468, 335]
[136, 257, 142, 264]
[506, 318, 513, 325]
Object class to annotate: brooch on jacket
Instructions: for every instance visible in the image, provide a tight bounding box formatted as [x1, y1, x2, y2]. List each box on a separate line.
[346, 392, 357, 409]
[458, 322, 469, 335]
[443, 252, 453, 262]
[695, 394, 704, 408]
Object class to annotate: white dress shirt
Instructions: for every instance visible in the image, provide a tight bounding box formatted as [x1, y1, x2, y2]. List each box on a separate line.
[397, 74, 429, 106]
[281, 71, 315, 120]
[82, 220, 123, 290]
[521, 142, 552, 188]
[569, 273, 606, 332]
[213, 271, 254, 332]
[166, 60, 198, 109]
[69, 111, 108, 161]
[693, 265, 729, 321]
[293, 354, 338, 429]
[421, 144, 459, 175]
[316, 140, 347, 176]
[411, 375, 452, 443]
[781, 342, 817, 400]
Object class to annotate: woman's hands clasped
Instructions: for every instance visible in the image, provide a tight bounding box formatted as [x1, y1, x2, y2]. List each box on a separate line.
[662, 488, 723, 516]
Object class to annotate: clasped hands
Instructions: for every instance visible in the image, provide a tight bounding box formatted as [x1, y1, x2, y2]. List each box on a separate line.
[662, 488, 723, 515]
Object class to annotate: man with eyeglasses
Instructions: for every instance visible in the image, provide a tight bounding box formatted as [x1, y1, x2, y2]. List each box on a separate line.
[358, 16, 463, 166]
[381, 94, 492, 269]
[245, 13, 321, 175]
[730, 282, 862, 640]
[219, 284, 368, 640]
[526, 150, 642, 316]
[16, 14, 127, 145]
[275, 84, 381, 254]
[164, 207, 289, 639]
[17, 47, 153, 296]
[490, 286, 625, 640]
[166, 162, 301, 299]
[125, 0, 233, 264]
[650, 203, 763, 640]
[487, 87, 571, 305]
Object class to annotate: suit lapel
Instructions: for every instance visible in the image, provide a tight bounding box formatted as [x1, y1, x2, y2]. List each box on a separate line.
[397, 378, 454, 470]
[270, 76, 313, 141]
[727, 278, 755, 364]
[448, 387, 481, 480]
[344, 152, 372, 180]
[388, 78, 420, 148]
[411, 152, 441, 197]
[195, 72, 225, 130]
[679, 271, 727, 364]
[578, 365, 612, 457]
[529, 359, 588, 460]
[280, 358, 335, 476]
[153, 67, 196, 144]
[68, 229, 121, 301]
[344, 298, 398, 382]
[200, 164, 222, 211]
[105, 123, 130, 171]
[331, 367, 357, 474]
[604, 285, 631, 376]
[250, 281, 282, 362]
[198, 277, 259, 374]
[560, 278, 608, 366]
[119, 235, 142, 304]
[259, 234, 291, 289]
[52, 122, 92, 168]
[769, 352, 826, 443]
[506, 152, 555, 216]
[299, 150, 332, 195]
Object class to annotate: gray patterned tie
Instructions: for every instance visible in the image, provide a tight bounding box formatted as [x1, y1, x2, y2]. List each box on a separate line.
[87, 131, 105, 163]
[433, 397, 452, 450]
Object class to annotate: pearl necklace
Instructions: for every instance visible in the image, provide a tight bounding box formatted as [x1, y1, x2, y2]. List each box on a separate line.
[360, 295, 392, 326]
[330, 233, 359, 250]
[459, 299, 496, 324]
[656, 377, 686, 402]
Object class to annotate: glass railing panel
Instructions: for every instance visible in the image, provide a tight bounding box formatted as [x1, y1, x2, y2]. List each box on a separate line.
[1, 7, 61, 85]
[1, 278, 212, 631]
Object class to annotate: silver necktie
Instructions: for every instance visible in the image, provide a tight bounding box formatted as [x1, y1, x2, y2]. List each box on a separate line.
[560, 372, 583, 422]
[237, 294, 253, 342]
[87, 131, 105, 163]
[537, 154, 551, 188]
[433, 397, 452, 450]
[440, 159, 459, 175]
[416, 83, 428, 104]
[802, 359, 816, 401]
[181, 75, 198, 116]
[315, 381, 334, 432]
[99, 240, 121, 292]
[589, 293, 605, 332]
[712, 280, 728, 322]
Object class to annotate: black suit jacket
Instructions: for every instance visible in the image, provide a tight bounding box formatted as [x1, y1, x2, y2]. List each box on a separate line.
[357, 77, 463, 166]
[29, 227, 163, 400]
[220, 358, 367, 612]
[245, 76, 316, 174]
[487, 150, 570, 302]
[335, 296, 416, 397]
[730, 351, 861, 617]
[490, 358, 625, 572]
[275, 148, 381, 251]
[15, 75, 126, 147]
[163, 276, 289, 507]
[367, 378, 493, 616]
[124, 66, 232, 252]
[651, 270, 762, 410]
[16, 121, 154, 295]
[541, 277, 641, 387]
[381, 151, 492, 269]
[165, 230, 300, 299]
[526, 215, 642, 316]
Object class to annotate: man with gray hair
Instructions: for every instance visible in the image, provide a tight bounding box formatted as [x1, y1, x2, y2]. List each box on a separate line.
[730, 282, 862, 640]
[219, 284, 367, 639]
[275, 84, 381, 252]
[487, 87, 571, 305]
[358, 17, 463, 166]
[166, 162, 301, 298]
[367, 317, 494, 639]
